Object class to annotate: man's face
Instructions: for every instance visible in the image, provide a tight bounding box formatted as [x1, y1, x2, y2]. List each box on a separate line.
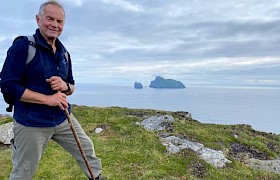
[36, 4, 65, 41]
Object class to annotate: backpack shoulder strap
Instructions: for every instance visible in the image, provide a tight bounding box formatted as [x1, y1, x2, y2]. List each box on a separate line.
[24, 35, 68, 64]
[64, 51, 69, 62]
[26, 36, 36, 65]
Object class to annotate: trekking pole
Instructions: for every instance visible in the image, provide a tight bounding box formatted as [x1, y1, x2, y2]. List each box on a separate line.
[64, 108, 95, 179]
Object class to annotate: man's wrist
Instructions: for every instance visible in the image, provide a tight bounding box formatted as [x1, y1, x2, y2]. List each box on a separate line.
[62, 83, 71, 93]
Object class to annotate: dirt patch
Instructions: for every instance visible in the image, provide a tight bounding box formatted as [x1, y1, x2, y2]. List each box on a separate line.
[178, 149, 209, 178]
[126, 110, 162, 118]
[188, 161, 208, 178]
[228, 143, 268, 161]
[96, 124, 110, 130]
[0, 142, 10, 150]
[228, 143, 280, 174]
[0, 114, 11, 121]
[267, 142, 279, 153]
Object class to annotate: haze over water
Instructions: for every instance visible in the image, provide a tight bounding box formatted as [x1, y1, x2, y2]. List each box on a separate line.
[68, 83, 279, 134]
[0, 84, 278, 134]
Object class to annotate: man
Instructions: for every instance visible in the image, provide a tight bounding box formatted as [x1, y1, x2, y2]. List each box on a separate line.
[0, 1, 102, 179]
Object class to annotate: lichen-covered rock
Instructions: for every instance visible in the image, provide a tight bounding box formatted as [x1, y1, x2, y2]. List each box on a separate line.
[161, 136, 231, 168]
[141, 115, 175, 131]
[0, 122, 13, 145]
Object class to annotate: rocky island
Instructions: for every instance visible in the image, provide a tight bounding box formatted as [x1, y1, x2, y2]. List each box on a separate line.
[134, 82, 143, 89]
[149, 76, 185, 88]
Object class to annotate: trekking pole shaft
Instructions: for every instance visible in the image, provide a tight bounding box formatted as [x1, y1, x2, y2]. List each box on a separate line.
[64, 108, 95, 179]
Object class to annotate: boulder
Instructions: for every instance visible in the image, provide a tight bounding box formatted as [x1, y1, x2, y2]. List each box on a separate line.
[0, 122, 13, 145]
[141, 115, 175, 131]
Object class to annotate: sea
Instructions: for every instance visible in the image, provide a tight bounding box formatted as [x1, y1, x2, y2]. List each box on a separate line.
[0, 83, 279, 134]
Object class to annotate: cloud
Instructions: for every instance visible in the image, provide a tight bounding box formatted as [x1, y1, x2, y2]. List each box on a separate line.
[101, 0, 143, 12]
[64, 0, 85, 6]
[1, 0, 280, 86]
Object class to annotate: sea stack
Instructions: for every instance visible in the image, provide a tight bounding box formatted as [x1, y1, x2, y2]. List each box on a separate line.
[149, 76, 185, 88]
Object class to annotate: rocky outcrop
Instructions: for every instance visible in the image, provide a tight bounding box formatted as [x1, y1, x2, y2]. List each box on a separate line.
[245, 158, 280, 174]
[140, 115, 175, 131]
[149, 76, 185, 88]
[140, 115, 231, 168]
[134, 82, 143, 89]
[138, 114, 280, 172]
[161, 136, 231, 168]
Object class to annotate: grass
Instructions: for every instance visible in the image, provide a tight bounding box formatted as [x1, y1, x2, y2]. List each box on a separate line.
[0, 105, 279, 179]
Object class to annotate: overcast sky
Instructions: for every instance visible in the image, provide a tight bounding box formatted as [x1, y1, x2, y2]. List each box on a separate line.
[1, 0, 280, 86]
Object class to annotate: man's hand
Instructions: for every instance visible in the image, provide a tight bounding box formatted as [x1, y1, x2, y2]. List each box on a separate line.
[20, 89, 68, 110]
[47, 91, 68, 110]
[46, 76, 69, 110]
[46, 76, 68, 92]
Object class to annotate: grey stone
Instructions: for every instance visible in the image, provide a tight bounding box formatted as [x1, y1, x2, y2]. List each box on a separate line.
[161, 136, 231, 168]
[161, 140, 181, 154]
[0, 122, 13, 145]
[245, 158, 280, 174]
[141, 115, 175, 131]
[95, 128, 104, 134]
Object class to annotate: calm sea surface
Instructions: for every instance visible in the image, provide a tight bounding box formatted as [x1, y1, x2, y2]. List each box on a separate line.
[0, 84, 279, 134]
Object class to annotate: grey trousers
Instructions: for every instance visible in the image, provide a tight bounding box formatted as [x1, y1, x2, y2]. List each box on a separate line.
[10, 113, 102, 180]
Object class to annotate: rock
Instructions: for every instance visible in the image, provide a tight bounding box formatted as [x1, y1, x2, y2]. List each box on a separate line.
[159, 132, 171, 138]
[95, 128, 104, 134]
[161, 136, 231, 168]
[141, 115, 175, 131]
[198, 148, 231, 168]
[0, 122, 13, 145]
[175, 111, 192, 119]
[149, 76, 185, 88]
[134, 122, 141, 126]
[161, 140, 181, 154]
[245, 158, 280, 174]
[134, 82, 143, 89]
[140, 115, 231, 168]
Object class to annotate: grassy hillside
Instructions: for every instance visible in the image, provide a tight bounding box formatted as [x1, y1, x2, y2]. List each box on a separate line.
[0, 105, 280, 179]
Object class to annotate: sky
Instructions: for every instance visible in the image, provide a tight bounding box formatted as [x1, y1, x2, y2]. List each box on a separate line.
[1, 0, 280, 86]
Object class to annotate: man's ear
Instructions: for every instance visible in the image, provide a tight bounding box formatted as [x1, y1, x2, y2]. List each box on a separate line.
[36, 15, 40, 24]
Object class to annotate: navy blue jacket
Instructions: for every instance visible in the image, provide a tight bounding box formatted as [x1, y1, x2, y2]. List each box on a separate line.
[0, 29, 75, 127]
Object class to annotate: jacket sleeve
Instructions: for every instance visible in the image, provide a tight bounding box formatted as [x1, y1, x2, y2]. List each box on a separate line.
[0, 37, 29, 101]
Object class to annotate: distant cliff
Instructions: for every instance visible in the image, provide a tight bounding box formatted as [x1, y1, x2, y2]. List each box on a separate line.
[149, 76, 185, 88]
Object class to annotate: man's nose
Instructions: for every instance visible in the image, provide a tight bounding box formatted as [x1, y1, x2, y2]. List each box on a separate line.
[51, 20, 58, 28]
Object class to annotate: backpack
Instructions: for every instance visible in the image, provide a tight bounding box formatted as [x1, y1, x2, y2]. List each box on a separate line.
[1, 36, 69, 112]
